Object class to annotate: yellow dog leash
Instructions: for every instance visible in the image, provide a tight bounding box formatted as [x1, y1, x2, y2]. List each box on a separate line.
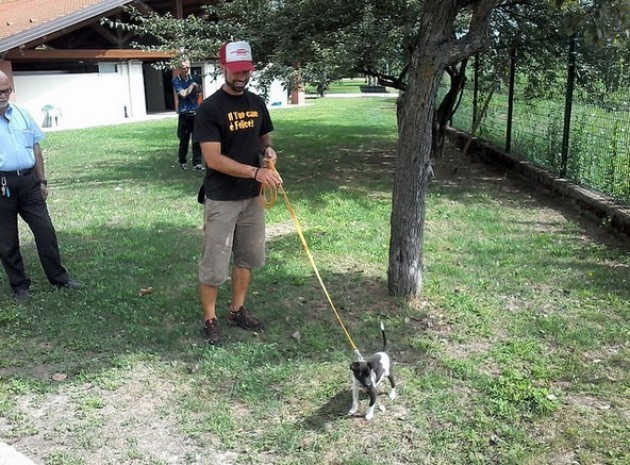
[260, 161, 364, 361]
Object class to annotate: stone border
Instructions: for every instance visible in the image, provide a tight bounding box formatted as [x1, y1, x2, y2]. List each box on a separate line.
[447, 128, 630, 239]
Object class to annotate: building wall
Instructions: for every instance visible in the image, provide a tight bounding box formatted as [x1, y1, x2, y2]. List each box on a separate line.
[12, 61, 147, 130]
[11, 61, 288, 131]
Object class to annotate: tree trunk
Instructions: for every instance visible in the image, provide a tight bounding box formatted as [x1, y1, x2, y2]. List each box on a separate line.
[387, 51, 443, 297]
[387, 0, 498, 297]
[433, 60, 468, 159]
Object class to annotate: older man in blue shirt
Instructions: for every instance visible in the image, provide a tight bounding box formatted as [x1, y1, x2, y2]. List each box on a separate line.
[0, 70, 82, 300]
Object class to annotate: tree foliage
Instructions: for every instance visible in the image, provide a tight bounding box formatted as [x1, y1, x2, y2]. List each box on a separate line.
[488, 1, 630, 102]
[113, 0, 629, 298]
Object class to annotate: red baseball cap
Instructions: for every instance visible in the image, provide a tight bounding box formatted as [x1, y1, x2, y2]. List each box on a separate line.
[219, 41, 255, 73]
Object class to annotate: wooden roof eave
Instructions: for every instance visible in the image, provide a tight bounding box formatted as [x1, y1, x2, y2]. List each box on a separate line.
[5, 48, 176, 61]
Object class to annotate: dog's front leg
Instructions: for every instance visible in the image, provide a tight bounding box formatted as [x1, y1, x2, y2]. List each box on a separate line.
[388, 374, 397, 400]
[364, 388, 377, 420]
[348, 380, 360, 416]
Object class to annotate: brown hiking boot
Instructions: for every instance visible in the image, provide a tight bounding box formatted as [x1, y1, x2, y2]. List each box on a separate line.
[227, 306, 264, 331]
[203, 318, 221, 345]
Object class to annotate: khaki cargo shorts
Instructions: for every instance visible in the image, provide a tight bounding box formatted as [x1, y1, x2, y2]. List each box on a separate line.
[199, 197, 265, 286]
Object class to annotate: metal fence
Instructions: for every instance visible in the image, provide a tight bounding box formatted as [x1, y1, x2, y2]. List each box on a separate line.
[449, 38, 630, 204]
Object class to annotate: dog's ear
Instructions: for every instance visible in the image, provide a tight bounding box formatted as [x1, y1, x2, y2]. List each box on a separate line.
[349, 361, 360, 372]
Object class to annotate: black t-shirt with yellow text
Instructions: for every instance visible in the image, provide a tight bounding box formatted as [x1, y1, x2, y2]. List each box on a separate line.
[194, 88, 273, 200]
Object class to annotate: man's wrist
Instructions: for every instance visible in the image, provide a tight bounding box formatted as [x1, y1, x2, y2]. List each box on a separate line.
[39, 180, 48, 186]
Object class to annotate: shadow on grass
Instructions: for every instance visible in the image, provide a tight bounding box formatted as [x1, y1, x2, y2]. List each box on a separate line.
[301, 389, 350, 431]
[4, 196, 626, 386]
[0, 214, 409, 383]
[2, 106, 628, 387]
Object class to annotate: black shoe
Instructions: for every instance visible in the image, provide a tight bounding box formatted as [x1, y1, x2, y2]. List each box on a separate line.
[203, 318, 221, 345]
[193, 164, 205, 171]
[53, 278, 84, 290]
[14, 288, 31, 302]
[227, 306, 264, 331]
[180, 163, 188, 170]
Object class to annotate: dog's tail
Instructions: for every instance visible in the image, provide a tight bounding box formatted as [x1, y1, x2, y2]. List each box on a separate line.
[380, 321, 388, 351]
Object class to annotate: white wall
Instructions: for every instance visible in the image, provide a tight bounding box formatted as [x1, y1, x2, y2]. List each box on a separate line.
[12, 61, 287, 131]
[125, 61, 147, 120]
[252, 78, 287, 108]
[13, 61, 147, 130]
[201, 62, 222, 96]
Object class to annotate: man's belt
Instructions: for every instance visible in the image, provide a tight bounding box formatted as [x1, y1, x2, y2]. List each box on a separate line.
[0, 167, 34, 176]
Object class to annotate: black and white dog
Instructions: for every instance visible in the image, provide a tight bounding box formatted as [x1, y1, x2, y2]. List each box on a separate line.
[348, 322, 397, 420]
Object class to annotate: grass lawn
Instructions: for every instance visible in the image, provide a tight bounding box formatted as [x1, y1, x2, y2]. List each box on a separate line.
[0, 97, 629, 465]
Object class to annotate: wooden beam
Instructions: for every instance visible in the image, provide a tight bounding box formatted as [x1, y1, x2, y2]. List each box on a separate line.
[175, 0, 184, 18]
[131, 0, 158, 15]
[5, 48, 175, 61]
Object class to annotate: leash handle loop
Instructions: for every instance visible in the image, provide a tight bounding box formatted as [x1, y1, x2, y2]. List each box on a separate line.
[259, 160, 279, 209]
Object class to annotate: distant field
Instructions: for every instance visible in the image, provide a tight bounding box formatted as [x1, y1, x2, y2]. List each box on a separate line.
[305, 77, 367, 94]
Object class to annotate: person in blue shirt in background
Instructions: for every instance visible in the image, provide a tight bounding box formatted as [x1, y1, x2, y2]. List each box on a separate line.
[0, 70, 83, 301]
[172, 60, 204, 170]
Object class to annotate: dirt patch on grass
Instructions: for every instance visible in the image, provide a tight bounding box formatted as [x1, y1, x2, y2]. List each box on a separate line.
[3, 363, 237, 465]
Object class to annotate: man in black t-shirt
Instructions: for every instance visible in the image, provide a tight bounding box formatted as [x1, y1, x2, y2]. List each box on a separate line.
[193, 40, 283, 345]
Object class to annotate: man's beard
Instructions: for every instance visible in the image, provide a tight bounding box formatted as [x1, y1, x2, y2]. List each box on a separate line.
[225, 76, 249, 93]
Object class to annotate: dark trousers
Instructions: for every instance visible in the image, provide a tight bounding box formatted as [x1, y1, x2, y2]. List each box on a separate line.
[0, 172, 69, 291]
[177, 114, 202, 166]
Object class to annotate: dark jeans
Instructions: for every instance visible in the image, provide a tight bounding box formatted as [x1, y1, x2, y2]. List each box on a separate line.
[0, 172, 69, 291]
[177, 113, 202, 166]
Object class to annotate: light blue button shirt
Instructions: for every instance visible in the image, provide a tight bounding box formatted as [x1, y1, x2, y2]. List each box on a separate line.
[0, 104, 45, 171]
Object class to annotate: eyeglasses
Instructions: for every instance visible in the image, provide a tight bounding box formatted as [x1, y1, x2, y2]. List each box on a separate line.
[0, 88, 12, 96]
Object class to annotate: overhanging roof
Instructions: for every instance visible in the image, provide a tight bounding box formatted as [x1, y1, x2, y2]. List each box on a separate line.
[0, 0, 134, 54]
[5, 48, 174, 60]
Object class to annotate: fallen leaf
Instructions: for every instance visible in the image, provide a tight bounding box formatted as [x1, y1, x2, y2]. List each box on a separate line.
[52, 373, 67, 382]
[138, 287, 153, 296]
